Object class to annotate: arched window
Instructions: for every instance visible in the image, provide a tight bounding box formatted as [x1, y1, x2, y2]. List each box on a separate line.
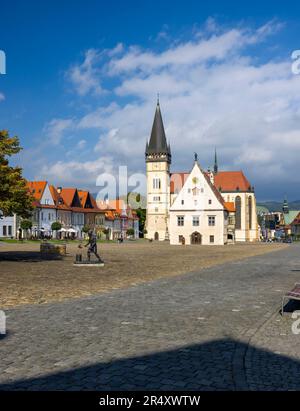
[248, 196, 252, 230]
[235, 196, 242, 230]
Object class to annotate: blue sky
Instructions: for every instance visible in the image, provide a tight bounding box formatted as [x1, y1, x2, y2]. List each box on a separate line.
[1, 0, 300, 201]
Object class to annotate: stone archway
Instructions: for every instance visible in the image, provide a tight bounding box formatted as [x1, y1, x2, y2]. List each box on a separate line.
[191, 231, 202, 244]
[154, 232, 159, 241]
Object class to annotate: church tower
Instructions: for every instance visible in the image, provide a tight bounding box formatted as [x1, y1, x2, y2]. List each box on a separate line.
[282, 195, 289, 214]
[145, 100, 171, 240]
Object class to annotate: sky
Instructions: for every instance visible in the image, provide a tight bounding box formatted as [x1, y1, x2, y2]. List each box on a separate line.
[1, 0, 300, 201]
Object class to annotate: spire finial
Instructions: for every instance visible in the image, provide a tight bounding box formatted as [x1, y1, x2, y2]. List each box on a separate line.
[214, 147, 218, 174]
[157, 93, 160, 105]
[194, 152, 198, 162]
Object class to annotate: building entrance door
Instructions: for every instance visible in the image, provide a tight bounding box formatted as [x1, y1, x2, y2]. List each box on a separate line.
[191, 232, 202, 244]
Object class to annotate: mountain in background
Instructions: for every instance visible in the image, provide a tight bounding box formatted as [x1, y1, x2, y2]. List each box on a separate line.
[257, 200, 300, 212]
[93, 191, 300, 213]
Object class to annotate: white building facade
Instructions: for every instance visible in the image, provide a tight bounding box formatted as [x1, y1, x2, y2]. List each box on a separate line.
[169, 162, 228, 245]
[145, 102, 258, 244]
[0, 213, 17, 238]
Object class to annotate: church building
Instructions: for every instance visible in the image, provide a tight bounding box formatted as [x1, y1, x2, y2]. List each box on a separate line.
[145, 101, 258, 245]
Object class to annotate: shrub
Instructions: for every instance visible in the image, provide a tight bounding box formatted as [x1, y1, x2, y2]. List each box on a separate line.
[51, 221, 62, 231]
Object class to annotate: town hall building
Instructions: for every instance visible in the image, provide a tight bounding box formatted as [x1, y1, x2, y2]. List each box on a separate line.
[145, 101, 258, 245]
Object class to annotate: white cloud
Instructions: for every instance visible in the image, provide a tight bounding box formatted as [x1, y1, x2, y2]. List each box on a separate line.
[77, 139, 87, 149]
[44, 118, 74, 145]
[35, 20, 300, 199]
[0, 92, 5, 102]
[39, 156, 114, 188]
[67, 49, 104, 96]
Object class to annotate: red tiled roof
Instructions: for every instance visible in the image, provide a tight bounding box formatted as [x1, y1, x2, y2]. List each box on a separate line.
[203, 172, 225, 206]
[60, 188, 77, 207]
[224, 202, 235, 212]
[78, 190, 89, 208]
[214, 171, 252, 192]
[170, 171, 253, 194]
[49, 185, 59, 203]
[27, 181, 47, 201]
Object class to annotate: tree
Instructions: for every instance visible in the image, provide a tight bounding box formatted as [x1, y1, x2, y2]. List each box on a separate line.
[51, 221, 62, 231]
[51, 221, 62, 239]
[103, 228, 109, 240]
[136, 208, 146, 237]
[20, 219, 32, 239]
[126, 228, 135, 237]
[0, 130, 33, 217]
[82, 225, 90, 234]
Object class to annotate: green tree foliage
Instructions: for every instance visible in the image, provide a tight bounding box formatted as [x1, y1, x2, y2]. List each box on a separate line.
[0, 130, 33, 217]
[51, 221, 62, 231]
[103, 228, 109, 240]
[126, 228, 135, 237]
[20, 219, 32, 230]
[82, 225, 90, 233]
[136, 207, 146, 237]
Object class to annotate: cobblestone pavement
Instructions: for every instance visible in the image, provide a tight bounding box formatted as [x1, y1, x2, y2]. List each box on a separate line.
[0, 241, 284, 308]
[0, 244, 300, 391]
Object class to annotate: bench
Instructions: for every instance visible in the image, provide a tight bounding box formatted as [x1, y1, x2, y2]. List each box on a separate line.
[282, 283, 300, 315]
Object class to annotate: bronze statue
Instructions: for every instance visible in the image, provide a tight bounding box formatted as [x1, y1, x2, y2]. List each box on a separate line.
[85, 230, 103, 263]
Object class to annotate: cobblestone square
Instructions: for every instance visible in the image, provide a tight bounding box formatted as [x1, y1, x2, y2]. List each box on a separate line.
[1, 242, 300, 390]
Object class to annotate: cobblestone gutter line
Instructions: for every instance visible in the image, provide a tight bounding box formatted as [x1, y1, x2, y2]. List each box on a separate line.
[232, 304, 282, 391]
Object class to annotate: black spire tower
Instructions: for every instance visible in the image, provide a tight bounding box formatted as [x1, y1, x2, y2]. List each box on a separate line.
[145, 99, 171, 164]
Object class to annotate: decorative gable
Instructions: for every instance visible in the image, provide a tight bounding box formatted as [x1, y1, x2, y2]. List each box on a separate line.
[170, 162, 224, 211]
[40, 183, 55, 206]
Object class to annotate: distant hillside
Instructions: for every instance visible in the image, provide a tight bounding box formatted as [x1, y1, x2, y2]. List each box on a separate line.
[257, 201, 300, 212]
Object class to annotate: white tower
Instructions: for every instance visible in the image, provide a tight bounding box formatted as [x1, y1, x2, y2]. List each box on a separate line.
[145, 100, 171, 241]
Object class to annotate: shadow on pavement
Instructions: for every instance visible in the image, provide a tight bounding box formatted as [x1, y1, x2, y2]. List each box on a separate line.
[1, 338, 300, 391]
[0, 251, 63, 262]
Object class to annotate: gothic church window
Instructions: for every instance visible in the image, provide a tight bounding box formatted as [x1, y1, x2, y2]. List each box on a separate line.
[248, 197, 253, 230]
[235, 196, 242, 229]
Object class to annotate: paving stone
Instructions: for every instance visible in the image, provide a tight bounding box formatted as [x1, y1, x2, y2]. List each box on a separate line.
[1, 245, 300, 390]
